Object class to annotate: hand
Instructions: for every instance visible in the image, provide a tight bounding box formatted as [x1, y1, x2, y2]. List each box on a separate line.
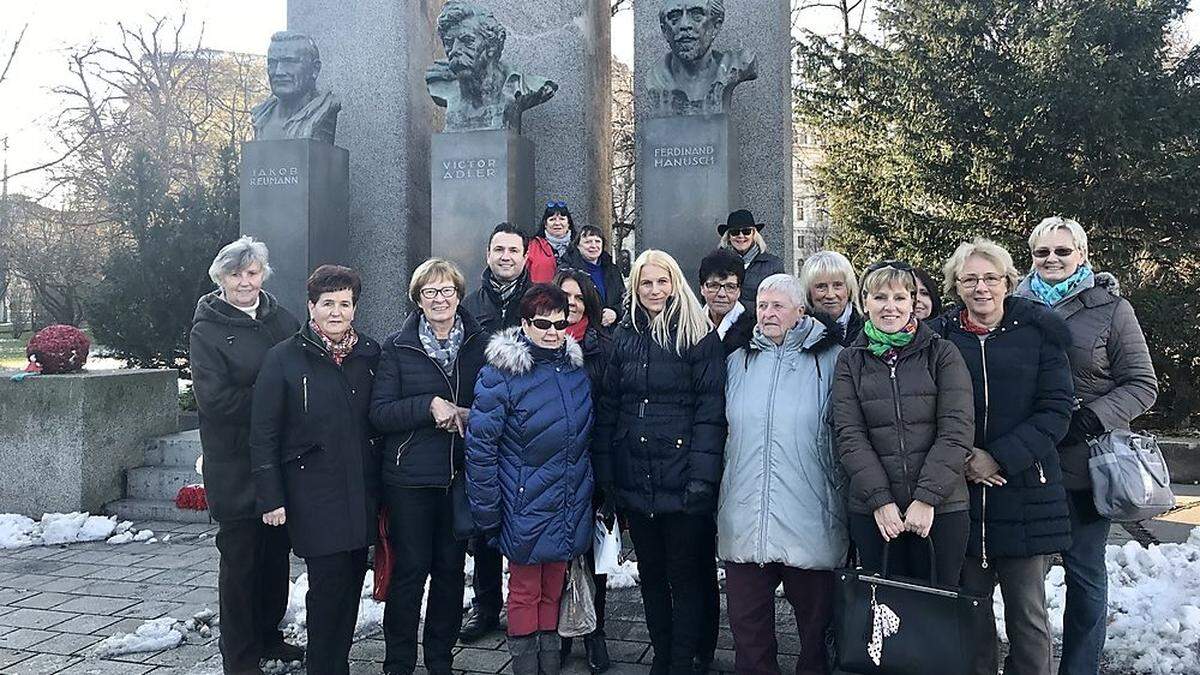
[430, 397, 460, 433]
[262, 507, 286, 527]
[601, 308, 618, 327]
[1064, 407, 1104, 446]
[454, 407, 470, 437]
[683, 480, 716, 515]
[966, 448, 1007, 487]
[873, 503, 905, 541]
[904, 500, 935, 538]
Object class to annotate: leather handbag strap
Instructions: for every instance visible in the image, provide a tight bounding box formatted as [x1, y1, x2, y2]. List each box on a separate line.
[881, 534, 939, 585]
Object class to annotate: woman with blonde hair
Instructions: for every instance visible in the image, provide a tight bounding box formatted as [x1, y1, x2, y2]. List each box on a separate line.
[799, 250, 863, 346]
[717, 209, 784, 307]
[593, 249, 727, 675]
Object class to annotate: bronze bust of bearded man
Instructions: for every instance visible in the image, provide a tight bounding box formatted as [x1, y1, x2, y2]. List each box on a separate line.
[251, 31, 342, 144]
[646, 0, 757, 117]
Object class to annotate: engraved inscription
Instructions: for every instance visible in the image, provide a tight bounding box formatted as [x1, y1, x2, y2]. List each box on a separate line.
[442, 158, 499, 180]
[652, 144, 716, 168]
[248, 166, 301, 187]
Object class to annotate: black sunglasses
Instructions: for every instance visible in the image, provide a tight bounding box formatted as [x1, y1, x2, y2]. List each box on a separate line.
[529, 318, 570, 330]
[546, 200, 568, 209]
[1032, 247, 1075, 258]
[727, 227, 756, 237]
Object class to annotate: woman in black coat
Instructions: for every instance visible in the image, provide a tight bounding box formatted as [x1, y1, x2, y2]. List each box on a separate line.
[191, 236, 302, 671]
[593, 250, 727, 675]
[368, 258, 488, 675]
[716, 209, 785, 308]
[562, 224, 627, 329]
[250, 265, 380, 675]
[932, 239, 1074, 675]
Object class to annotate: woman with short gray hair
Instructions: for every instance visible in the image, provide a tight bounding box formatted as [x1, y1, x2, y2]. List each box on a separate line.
[1014, 217, 1157, 675]
[799, 250, 863, 346]
[190, 235, 303, 672]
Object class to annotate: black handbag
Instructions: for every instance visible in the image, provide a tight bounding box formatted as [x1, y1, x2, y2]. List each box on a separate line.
[450, 470, 480, 542]
[833, 537, 990, 675]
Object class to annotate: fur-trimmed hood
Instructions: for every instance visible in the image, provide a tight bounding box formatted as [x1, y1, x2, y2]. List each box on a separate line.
[484, 326, 584, 375]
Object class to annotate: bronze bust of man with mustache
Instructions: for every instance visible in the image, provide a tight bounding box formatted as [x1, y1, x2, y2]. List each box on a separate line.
[426, 2, 558, 134]
[647, 0, 757, 117]
[251, 31, 341, 144]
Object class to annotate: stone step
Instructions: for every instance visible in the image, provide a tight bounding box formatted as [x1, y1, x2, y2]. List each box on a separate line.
[143, 429, 203, 467]
[104, 498, 211, 525]
[127, 465, 203, 501]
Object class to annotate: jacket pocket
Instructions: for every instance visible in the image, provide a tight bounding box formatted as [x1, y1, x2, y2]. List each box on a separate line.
[283, 443, 323, 469]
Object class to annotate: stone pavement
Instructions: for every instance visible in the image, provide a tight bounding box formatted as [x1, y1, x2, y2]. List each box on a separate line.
[3, 491, 1200, 675]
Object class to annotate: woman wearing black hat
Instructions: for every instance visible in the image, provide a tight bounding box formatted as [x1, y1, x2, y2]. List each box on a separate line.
[718, 209, 784, 307]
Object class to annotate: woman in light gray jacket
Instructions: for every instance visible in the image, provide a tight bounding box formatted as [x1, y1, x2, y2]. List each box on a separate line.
[1014, 217, 1158, 675]
[717, 274, 846, 675]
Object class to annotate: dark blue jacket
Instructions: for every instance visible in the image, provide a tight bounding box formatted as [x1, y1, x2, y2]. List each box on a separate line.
[933, 297, 1074, 559]
[466, 328, 594, 565]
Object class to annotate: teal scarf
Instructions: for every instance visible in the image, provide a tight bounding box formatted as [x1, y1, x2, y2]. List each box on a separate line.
[863, 316, 917, 358]
[1030, 265, 1093, 306]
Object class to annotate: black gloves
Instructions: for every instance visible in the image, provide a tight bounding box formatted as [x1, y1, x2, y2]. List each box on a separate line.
[683, 480, 717, 515]
[1063, 407, 1104, 446]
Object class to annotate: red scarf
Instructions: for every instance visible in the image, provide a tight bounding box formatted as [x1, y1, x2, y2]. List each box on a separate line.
[566, 314, 589, 341]
[959, 309, 992, 336]
[310, 320, 358, 365]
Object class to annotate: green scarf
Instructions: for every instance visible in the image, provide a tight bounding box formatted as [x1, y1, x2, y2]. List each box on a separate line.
[863, 316, 917, 358]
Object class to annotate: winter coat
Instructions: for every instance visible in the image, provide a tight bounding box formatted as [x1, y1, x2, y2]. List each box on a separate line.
[580, 326, 614, 389]
[932, 297, 1075, 559]
[593, 307, 728, 516]
[562, 248, 628, 321]
[718, 318, 848, 569]
[527, 237, 559, 284]
[249, 326, 381, 559]
[466, 328, 594, 564]
[189, 291, 299, 522]
[832, 322, 975, 516]
[369, 309, 487, 489]
[738, 250, 786, 307]
[462, 272, 530, 336]
[1013, 273, 1158, 490]
[718, 305, 757, 355]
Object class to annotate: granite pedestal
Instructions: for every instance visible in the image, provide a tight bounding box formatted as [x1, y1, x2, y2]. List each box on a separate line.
[638, 114, 735, 282]
[239, 139, 349, 321]
[0, 369, 178, 516]
[431, 130, 535, 285]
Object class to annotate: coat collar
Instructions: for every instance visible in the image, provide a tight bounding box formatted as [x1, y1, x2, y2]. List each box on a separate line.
[484, 326, 584, 375]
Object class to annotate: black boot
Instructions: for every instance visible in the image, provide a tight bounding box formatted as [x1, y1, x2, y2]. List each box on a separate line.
[508, 634, 540, 675]
[460, 605, 500, 643]
[537, 631, 562, 675]
[584, 631, 611, 673]
[559, 636, 573, 665]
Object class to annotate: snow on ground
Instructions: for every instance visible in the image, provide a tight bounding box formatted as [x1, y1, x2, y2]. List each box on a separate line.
[91, 617, 186, 657]
[0, 512, 153, 549]
[994, 527, 1200, 674]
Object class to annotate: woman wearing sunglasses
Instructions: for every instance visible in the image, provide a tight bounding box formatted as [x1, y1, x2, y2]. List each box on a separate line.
[466, 283, 595, 675]
[932, 238, 1074, 675]
[832, 261, 975, 586]
[528, 200, 577, 284]
[717, 209, 784, 307]
[1013, 218, 1157, 675]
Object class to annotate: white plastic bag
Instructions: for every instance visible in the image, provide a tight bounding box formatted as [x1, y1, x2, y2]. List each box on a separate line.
[558, 556, 597, 638]
[593, 516, 622, 576]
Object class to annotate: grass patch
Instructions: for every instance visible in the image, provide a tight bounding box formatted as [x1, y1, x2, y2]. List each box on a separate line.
[0, 333, 29, 369]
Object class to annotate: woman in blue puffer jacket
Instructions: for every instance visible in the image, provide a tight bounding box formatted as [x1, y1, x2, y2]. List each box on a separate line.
[466, 283, 594, 675]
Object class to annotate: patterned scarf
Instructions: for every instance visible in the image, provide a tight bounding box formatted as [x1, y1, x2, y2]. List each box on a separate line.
[310, 320, 358, 365]
[485, 268, 525, 307]
[418, 315, 464, 375]
[959, 309, 993, 336]
[1030, 265, 1093, 307]
[738, 244, 761, 269]
[545, 231, 572, 259]
[863, 315, 917, 364]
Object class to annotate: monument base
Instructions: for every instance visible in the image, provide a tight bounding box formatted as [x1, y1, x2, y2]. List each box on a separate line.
[431, 130, 535, 285]
[240, 139, 350, 320]
[638, 114, 736, 285]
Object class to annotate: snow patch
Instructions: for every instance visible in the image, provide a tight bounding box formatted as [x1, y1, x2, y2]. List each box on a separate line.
[0, 512, 153, 549]
[91, 617, 185, 657]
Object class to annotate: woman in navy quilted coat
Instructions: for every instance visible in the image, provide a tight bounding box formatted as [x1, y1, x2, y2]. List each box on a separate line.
[466, 283, 594, 675]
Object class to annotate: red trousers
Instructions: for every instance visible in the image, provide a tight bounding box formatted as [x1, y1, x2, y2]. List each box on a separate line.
[506, 561, 568, 637]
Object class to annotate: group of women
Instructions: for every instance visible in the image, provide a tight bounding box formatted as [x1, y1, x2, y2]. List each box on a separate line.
[190, 208, 1156, 675]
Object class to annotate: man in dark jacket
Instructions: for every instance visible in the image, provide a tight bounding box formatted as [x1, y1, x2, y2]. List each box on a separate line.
[190, 237, 302, 675]
[698, 248, 755, 355]
[458, 222, 531, 641]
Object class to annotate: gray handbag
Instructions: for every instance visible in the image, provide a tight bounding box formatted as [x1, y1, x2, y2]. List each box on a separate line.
[1087, 429, 1175, 522]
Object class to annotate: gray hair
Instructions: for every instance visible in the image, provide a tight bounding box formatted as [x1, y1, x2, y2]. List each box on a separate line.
[941, 237, 1020, 302]
[438, 2, 506, 55]
[1027, 216, 1089, 263]
[756, 273, 806, 308]
[798, 250, 859, 312]
[208, 236, 273, 285]
[269, 31, 320, 64]
[659, 0, 727, 30]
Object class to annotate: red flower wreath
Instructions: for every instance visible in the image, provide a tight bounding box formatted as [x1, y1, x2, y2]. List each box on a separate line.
[25, 324, 91, 374]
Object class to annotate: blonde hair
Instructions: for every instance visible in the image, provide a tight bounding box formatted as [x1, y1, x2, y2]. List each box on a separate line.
[861, 266, 916, 298]
[408, 258, 467, 305]
[941, 238, 1020, 302]
[720, 229, 769, 254]
[627, 249, 712, 355]
[1027, 216, 1089, 265]
[798, 250, 859, 312]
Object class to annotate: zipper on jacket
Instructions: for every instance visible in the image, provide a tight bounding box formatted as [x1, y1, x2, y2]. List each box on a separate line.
[981, 487, 988, 568]
[394, 430, 416, 466]
[978, 333, 990, 569]
[757, 348, 785, 560]
[889, 364, 912, 504]
[302, 375, 308, 413]
[1034, 461, 1046, 484]
[398, 330, 478, 487]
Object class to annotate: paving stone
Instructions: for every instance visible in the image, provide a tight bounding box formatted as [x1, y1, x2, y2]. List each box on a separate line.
[170, 588, 218, 606]
[50, 563, 108, 578]
[11, 592, 74, 610]
[0, 628, 58, 650]
[117, 600, 186, 620]
[0, 647, 32, 670]
[601, 638, 648, 663]
[100, 617, 151, 636]
[53, 596, 141, 616]
[26, 631, 101, 656]
[0, 588, 38, 606]
[454, 646, 511, 673]
[54, 657, 157, 674]
[50, 614, 123, 636]
[70, 580, 187, 601]
[0, 607, 76, 630]
[139, 643, 219, 667]
[31, 576, 93, 594]
[0, 560, 69, 576]
[4, 652, 82, 674]
[348, 638, 385, 661]
[141, 569, 204, 586]
[188, 572, 218, 589]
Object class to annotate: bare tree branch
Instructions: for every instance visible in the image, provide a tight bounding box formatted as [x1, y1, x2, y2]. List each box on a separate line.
[0, 23, 27, 87]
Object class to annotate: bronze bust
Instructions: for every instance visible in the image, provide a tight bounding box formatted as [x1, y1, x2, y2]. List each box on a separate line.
[426, 2, 558, 133]
[251, 31, 341, 144]
[646, 0, 757, 117]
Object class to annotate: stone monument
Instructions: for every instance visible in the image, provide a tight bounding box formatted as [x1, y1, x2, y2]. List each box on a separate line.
[635, 0, 792, 282]
[240, 31, 349, 320]
[428, 2, 556, 283]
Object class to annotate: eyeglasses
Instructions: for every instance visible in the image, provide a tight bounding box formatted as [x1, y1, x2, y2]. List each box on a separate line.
[956, 274, 1006, 288]
[419, 287, 458, 300]
[727, 227, 756, 237]
[703, 281, 740, 295]
[529, 318, 570, 330]
[1031, 247, 1075, 259]
[546, 200, 568, 209]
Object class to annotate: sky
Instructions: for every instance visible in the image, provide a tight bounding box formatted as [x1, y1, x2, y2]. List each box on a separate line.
[2, 1, 1198, 196]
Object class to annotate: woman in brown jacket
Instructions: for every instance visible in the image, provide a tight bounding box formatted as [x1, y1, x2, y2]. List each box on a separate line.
[832, 262, 976, 582]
